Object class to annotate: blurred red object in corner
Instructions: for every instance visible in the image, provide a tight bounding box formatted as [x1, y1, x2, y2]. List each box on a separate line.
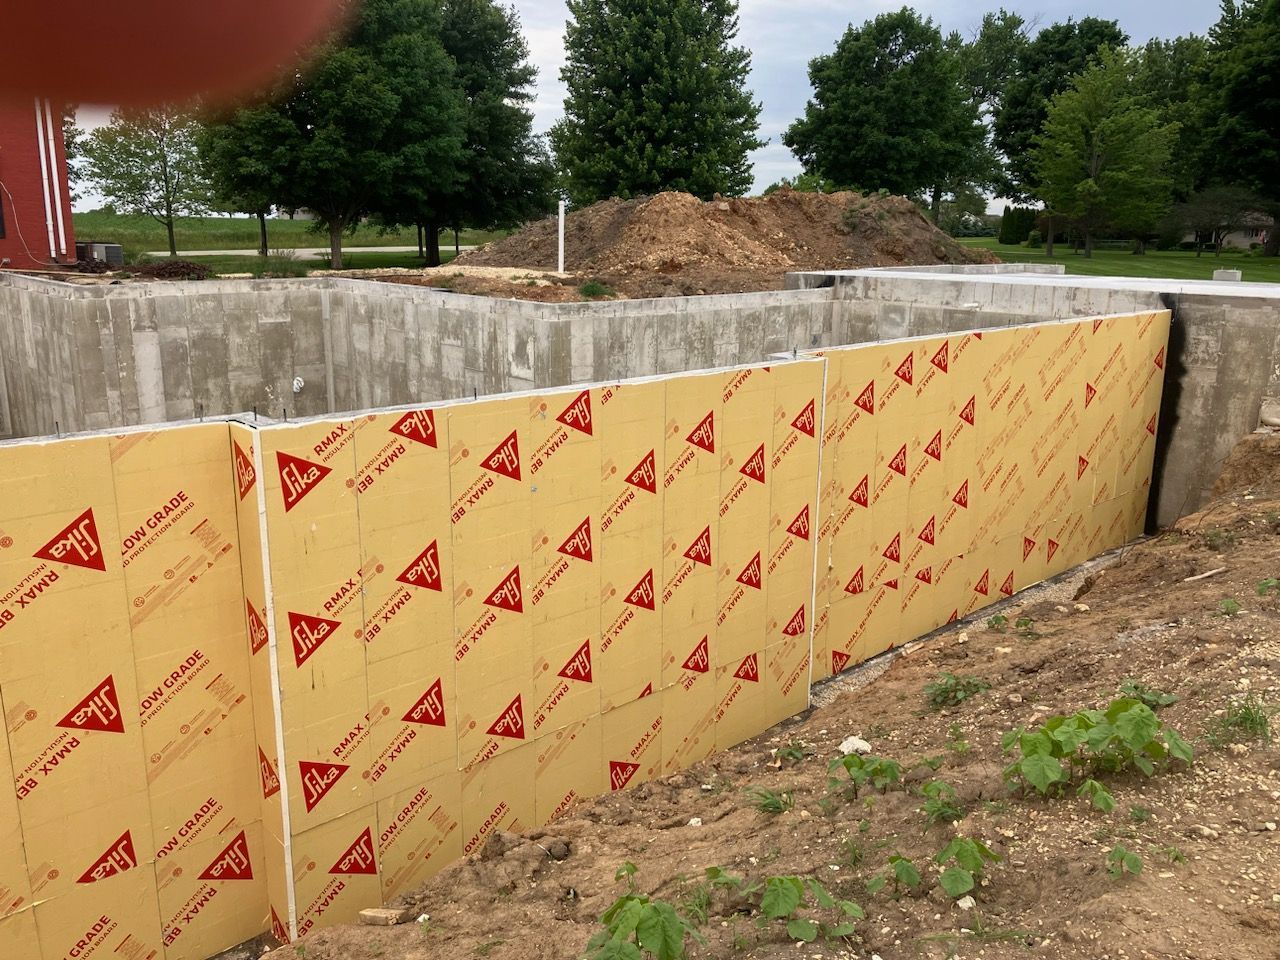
[0, 1, 349, 106]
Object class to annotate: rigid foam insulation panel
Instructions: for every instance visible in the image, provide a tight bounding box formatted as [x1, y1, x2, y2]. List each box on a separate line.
[0, 310, 1168, 959]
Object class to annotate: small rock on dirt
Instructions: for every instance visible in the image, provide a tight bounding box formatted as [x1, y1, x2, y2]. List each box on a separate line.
[839, 735, 871, 755]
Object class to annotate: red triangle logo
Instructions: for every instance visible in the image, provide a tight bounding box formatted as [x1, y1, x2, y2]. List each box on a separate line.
[895, 353, 914, 385]
[247, 599, 268, 655]
[952, 480, 969, 508]
[624, 570, 656, 610]
[609, 760, 640, 791]
[486, 695, 526, 739]
[973, 570, 990, 596]
[999, 572, 1015, 597]
[736, 552, 762, 589]
[959, 395, 976, 426]
[1077, 456, 1089, 479]
[1093, 318, 1105, 333]
[1146, 414, 1157, 436]
[397, 540, 444, 591]
[686, 411, 716, 453]
[233, 441, 257, 500]
[931, 341, 949, 373]
[888, 444, 907, 476]
[844, 566, 865, 595]
[854, 381, 876, 414]
[199, 830, 253, 881]
[403, 678, 447, 727]
[1022, 537, 1036, 561]
[1154, 347, 1165, 370]
[947, 609, 959, 623]
[557, 390, 593, 436]
[1047, 539, 1060, 562]
[626, 450, 658, 493]
[918, 516, 936, 545]
[34, 508, 106, 572]
[557, 517, 594, 562]
[782, 605, 806, 637]
[259, 746, 281, 798]
[882, 533, 901, 562]
[831, 650, 851, 674]
[915, 566, 933, 584]
[481, 430, 522, 481]
[682, 636, 711, 673]
[787, 504, 811, 540]
[1084, 382, 1097, 407]
[483, 567, 524, 613]
[791, 400, 816, 437]
[638, 682, 653, 699]
[329, 827, 377, 876]
[558, 640, 593, 683]
[924, 430, 943, 461]
[77, 831, 137, 883]
[299, 760, 349, 812]
[740, 444, 767, 483]
[389, 409, 438, 448]
[287, 611, 341, 667]
[734, 654, 759, 682]
[271, 907, 290, 944]
[973, 331, 984, 340]
[57, 676, 125, 734]
[683, 527, 712, 566]
[849, 474, 870, 507]
[276, 452, 332, 513]
[884, 578, 899, 590]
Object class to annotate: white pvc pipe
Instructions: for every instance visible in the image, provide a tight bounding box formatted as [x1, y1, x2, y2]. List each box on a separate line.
[557, 199, 565, 273]
[44, 99, 67, 256]
[33, 98, 57, 259]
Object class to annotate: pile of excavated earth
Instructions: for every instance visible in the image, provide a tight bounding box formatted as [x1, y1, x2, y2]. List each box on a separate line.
[264, 432, 1280, 960]
[390, 189, 995, 300]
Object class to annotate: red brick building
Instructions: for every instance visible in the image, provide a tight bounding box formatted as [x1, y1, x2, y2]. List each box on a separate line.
[0, 99, 76, 269]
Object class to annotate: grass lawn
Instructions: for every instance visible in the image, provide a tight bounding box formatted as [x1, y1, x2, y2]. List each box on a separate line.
[73, 211, 508, 258]
[960, 236, 1280, 284]
[183, 250, 458, 276]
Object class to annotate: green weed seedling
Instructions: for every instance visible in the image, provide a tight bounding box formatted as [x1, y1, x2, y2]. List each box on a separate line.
[775, 742, 809, 764]
[1076, 778, 1116, 813]
[986, 613, 1009, 631]
[828, 754, 902, 800]
[913, 754, 945, 773]
[585, 894, 704, 960]
[1014, 617, 1038, 638]
[1203, 528, 1238, 551]
[865, 855, 920, 897]
[745, 787, 795, 814]
[935, 837, 1002, 898]
[838, 837, 864, 869]
[1207, 694, 1274, 745]
[924, 673, 990, 710]
[1129, 806, 1152, 824]
[919, 780, 965, 828]
[616, 861, 639, 892]
[1106, 844, 1143, 879]
[1257, 578, 1280, 596]
[1219, 598, 1242, 617]
[946, 723, 971, 756]
[1160, 845, 1187, 864]
[753, 876, 864, 943]
[579, 279, 614, 299]
[1118, 680, 1178, 710]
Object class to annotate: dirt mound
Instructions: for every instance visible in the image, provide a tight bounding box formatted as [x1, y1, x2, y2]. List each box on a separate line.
[456, 189, 995, 297]
[1212, 429, 1280, 498]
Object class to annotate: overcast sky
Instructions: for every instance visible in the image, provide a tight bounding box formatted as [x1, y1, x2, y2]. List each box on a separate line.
[75, 0, 1219, 212]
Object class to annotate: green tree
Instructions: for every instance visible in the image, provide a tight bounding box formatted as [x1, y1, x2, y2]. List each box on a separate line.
[61, 106, 87, 204]
[82, 105, 210, 256]
[551, 0, 763, 205]
[1132, 35, 1211, 200]
[994, 17, 1128, 199]
[1032, 50, 1178, 257]
[784, 8, 987, 214]
[960, 8, 1031, 120]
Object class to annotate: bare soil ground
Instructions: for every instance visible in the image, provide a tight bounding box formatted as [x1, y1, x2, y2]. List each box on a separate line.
[269, 435, 1280, 960]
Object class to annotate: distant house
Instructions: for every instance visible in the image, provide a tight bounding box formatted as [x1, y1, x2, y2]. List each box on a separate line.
[1184, 210, 1273, 250]
[0, 99, 76, 269]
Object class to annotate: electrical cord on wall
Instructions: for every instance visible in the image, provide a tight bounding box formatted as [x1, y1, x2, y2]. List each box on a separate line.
[0, 178, 61, 267]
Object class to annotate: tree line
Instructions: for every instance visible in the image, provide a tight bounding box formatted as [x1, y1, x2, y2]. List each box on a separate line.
[79, 0, 1278, 264]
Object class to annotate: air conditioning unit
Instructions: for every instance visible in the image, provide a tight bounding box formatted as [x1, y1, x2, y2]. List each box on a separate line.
[86, 243, 125, 268]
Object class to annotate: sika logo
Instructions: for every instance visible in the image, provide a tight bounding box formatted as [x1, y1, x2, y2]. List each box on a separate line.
[558, 639, 594, 683]
[299, 760, 349, 812]
[894, 352, 914, 385]
[831, 651, 851, 674]
[734, 654, 759, 682]
[483, 567, 524, 613]
[199, 830, 253, 881]
[924, 430, 943, 461]
[1077, 456, 1089, 479]
[682, 636, 710, 673]
[276, 451, 332, 512]
[1023, 537, 1036, 561]
[34, 508, 105, 572]
[1154, 347, 1165, 370]
[233, 441, 257, 500]
[973, 570, 990, 596]
[558, 517, 594, 562]
[882, 533, 901, 563]
[57, 676, 125, 734]
[403, 678, 447, 727]
[915, 567, 932, 584]
[782, 605, 806, 637]
[918, 517, 935, 545]
[683, 527, 713, 566]
[787, 505, 810, 540]
[330, 827, 377, 876]
[931, 341, 949, 373]
[625, 570, 656, 610]
[557, 390, 593, 436]
[952, 481, 969, 508]
[288, 611, 341, 667]
[999, 572, 1015, 597]
[486, 695, 526, 740]
[854, 381, 876, 414]
[482, 430, 522, 481]
[1047, 539, 1060, 562]
[638, 682, 653, 698]
[390, 409, 437, 448]
[686, 411, 716, 453]
[791, 400, 816, 437]
[77, 831, 137, 883]
[1146, 414, 1157, 436]
[740, 444, 767, 483]
[610, 760, 640, 791]
[397, 540, 443, 591]
[959, 396, 976, 426]
[271, 908, 290, 944]
[246, 599, 268, 655]
[849, 475, 869, 507]
[884, 578, 898, 590]
[626, 450, 658, 493]
[844, 566, 864, 595]
[259, 746, 280, 798]
[736, 552, 762, 589]
[888, 444, 907, 476]
[1084, 382, 1097, 407]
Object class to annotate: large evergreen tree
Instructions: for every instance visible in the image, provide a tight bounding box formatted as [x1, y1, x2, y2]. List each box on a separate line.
[551, 0, 763, 205]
